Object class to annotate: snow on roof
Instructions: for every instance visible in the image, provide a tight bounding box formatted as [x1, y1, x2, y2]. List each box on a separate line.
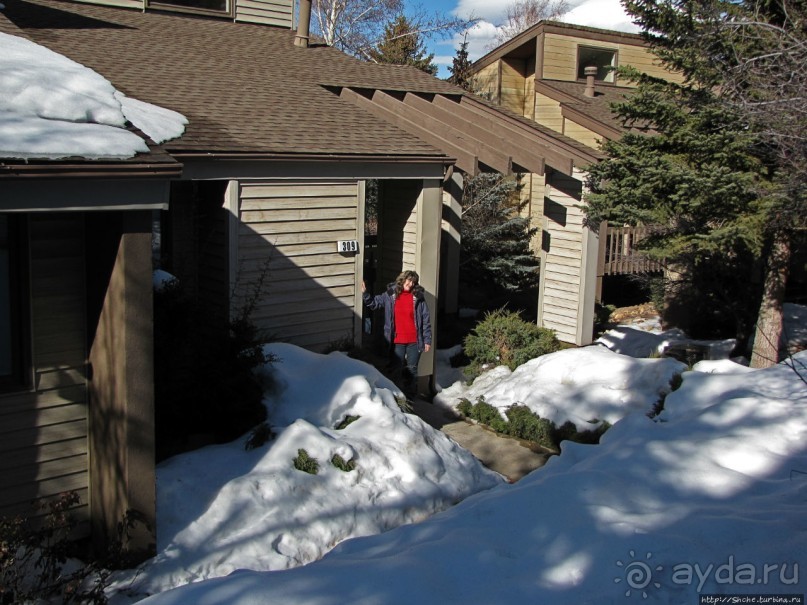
[0, 31, 187, 161]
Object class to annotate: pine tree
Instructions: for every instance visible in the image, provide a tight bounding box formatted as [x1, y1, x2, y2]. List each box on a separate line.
[585, 0, 806, 363]
[461, 173, 539, 294]
[448, 36, 473, 90]
[367, 15, 438, 75]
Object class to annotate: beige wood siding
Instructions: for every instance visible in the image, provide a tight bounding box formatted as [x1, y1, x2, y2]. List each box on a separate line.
[236, 181, 361, 351]
[72, 0, 142, 9]
[538, 173, 587, 344]
[542, 34, 579, 81]
[501, 57, 527, 117]
[472, 62, 500, 102]
[524, 72, 536, 120]
[234, 0, 293, 27]
[71, 0, 294, 27]
[535, 93, 564, 133]
[563, 118, 602, 149]
[542, 31, 682, 85]
[377, 180, 420, 289]
[0, 214, 88, 523]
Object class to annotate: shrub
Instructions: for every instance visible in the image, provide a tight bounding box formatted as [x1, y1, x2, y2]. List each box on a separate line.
[456, 397, 611, 452]
[464, 309, 560, 376]
[153, 277, 274, 461]
[1, 492, 109, 604]
[244, 422, 274, 451]
[334, 415, 360, 430]
[331, 454, 357, 472]
[505, 405, 554, 445]
[293, 449, 319, 475]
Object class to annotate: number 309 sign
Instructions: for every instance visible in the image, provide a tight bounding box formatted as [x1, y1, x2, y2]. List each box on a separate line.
[337, 240, 359, 253]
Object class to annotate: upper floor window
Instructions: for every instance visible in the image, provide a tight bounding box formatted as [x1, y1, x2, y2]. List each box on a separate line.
[0, 215, 28, 392]
[577, 46, 617, 83]
[147, 0, 230, 17]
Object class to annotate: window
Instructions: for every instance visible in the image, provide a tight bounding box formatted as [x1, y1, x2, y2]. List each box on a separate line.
[147, 0, 230, 16]
[0, 215, 28, 391]
[577, 46, 617, 83]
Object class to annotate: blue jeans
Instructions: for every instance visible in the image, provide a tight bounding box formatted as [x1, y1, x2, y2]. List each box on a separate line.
[393, 343, 421, 392]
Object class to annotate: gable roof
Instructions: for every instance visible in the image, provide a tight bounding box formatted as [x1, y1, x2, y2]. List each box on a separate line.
[2, 0, 451, 161]
[2, 0, 601, 175]
[472, 20, 646, 73]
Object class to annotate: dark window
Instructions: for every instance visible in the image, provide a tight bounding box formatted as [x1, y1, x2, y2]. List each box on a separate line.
[577, 46, 617, 83]
[147, 0, 229, 16]
[0, 215, 28, 391]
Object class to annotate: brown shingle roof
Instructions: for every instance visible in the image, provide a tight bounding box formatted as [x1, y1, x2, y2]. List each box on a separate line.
[2, 0, 450, 158]
[537, 79, 634, 136]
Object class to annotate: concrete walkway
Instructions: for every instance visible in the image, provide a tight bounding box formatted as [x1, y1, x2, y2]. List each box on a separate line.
[409, 396, 553, 482]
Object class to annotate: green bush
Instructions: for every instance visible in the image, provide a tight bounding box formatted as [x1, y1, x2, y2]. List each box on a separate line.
[464, 309, 560, 376]
[331, 454, 357, 472]
[334, 415, 360, 430]
[456, 397, 611, 452]
[292, 449, 319, 475]
[505, 405, 554, 445]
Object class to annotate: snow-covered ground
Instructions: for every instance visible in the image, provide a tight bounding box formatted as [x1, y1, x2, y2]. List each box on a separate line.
[105, 306, 807, 604]
[107, 343, 504, 603]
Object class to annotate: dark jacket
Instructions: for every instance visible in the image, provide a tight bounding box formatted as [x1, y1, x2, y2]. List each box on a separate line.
[363, 283, 432, 352]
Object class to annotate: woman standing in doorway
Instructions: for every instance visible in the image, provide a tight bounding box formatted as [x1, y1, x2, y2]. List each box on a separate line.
[362, 270, 432, 397]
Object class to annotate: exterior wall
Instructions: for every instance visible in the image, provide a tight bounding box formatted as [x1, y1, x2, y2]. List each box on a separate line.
[234, 0, 293, 27]
[536, 170, 595, 345]
[378, 180, 420, 288]
[563, 119, 602, 149]
[87, 211, 156, 558]
[71, 0, 294, 28]
[236, 181, 363, 352]
[535, 93, 564, 134]
[0, 213, 89, 526]
[500, 57, 528, 117]
[472, 62, 501, 102]
[542, 31, 681, 85]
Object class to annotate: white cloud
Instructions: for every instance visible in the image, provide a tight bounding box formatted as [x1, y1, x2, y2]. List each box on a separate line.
[453, 0, 510, 22]
[559, 0, 641, 32]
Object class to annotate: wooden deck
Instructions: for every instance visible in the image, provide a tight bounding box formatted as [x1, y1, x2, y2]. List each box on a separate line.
[596, 221, 663, 301]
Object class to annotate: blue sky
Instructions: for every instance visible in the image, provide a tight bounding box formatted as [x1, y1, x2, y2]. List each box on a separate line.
[416, 0, 640, 78]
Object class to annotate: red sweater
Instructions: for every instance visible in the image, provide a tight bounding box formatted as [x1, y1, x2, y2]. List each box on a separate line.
[393, 291, 417, 344]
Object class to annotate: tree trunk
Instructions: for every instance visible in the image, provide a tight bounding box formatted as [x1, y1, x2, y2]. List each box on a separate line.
[750, 230, 791, 368]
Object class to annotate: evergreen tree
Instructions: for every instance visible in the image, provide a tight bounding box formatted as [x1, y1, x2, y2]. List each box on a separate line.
[368, 15, 438, 75]
[586, 0, 805, 364]
[461, 173, 539, 294]
[448, 36, 473, 90]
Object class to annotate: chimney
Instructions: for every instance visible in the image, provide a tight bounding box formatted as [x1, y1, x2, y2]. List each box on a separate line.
[584, 66, 597, 98]
[294, 0, 312, 48]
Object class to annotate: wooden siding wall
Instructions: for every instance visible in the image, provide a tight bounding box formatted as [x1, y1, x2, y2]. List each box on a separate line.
[73, 0, 294, 28]
[563, 120, 602, 148]
[538, 173, 587, 344]
[535, 93, 564, 134]
[500, 58, 528, 117]
[542, 32, 680, 84]
[378, 180, 420, 289]
[0, 214, 88, 523]
[237, 181, 361, 351]
[472, 62, 501, 103]
[234, 0, 292, 27]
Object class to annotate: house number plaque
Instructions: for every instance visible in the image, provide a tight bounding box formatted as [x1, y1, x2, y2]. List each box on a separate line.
[337, 240, 359, 253]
